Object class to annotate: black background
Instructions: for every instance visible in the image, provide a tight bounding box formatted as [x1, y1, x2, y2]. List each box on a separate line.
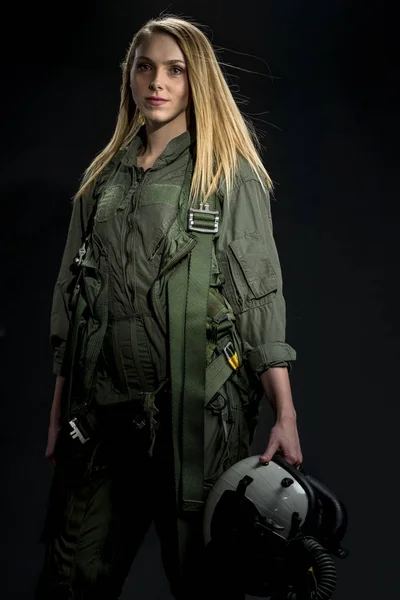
[0, 1, 397, 598]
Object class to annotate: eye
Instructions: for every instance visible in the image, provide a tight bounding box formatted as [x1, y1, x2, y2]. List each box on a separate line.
[136, 63, 151, 72]
[170, 66, 183, 75]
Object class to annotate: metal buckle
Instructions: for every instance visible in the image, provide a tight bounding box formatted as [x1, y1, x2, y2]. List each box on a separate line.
[69, 418, 90, 444]
[188, 203, 219, 233]
[74, 243, 87, 267]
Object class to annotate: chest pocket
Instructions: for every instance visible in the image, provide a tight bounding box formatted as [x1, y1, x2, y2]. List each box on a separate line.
[95, 184, 130, 223]
[137, 184, 181, 260]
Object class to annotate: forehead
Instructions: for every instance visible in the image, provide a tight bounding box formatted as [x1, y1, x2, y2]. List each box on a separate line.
[134, 32, 185, 63]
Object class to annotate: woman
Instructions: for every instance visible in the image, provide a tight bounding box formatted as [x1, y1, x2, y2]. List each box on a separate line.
[36, 15, 303, 600]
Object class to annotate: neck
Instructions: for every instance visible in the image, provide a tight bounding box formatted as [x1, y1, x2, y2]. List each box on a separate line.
[142, 116, 188, 159]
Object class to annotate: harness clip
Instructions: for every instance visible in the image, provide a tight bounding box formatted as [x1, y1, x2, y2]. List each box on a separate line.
[223, 341, 239, 370]
[188, 203, 219, 234]
[69, 418, 90, 444]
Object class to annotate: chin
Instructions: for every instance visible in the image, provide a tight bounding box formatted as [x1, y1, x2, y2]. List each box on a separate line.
[147, 115, 171, 124]
[144, 109, 186, 126]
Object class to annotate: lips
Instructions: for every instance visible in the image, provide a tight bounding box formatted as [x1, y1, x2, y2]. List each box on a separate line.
[145, 97, 169, 106]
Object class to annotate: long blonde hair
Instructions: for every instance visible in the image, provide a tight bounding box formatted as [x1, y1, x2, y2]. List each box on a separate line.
[74, 15, 273, 203]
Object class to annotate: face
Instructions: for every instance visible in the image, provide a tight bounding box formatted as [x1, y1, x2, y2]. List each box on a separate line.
[130, 32, 191, 130]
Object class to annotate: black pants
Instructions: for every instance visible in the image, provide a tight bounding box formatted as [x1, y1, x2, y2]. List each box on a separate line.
[35, 401, 246, 600]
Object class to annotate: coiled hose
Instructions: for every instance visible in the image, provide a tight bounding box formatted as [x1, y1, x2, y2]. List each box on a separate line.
[287, 537, 337, 600]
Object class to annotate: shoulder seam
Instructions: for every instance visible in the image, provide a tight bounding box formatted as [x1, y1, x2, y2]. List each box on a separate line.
[219, 176, 266, 198]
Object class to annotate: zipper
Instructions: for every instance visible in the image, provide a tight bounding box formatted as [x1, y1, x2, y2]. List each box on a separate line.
[149, 235, 165, 261]
[120, 189, 135, 314]
[122, 167, 153, 392]
[131, 168, 148, 309]
[150, 236, 197, 335]
[120, 168, 148, 313]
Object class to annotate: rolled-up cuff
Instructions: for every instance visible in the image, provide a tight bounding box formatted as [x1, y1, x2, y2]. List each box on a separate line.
[246, 342, 296, 374]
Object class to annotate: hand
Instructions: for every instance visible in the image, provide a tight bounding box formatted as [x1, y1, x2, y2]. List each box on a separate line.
[259, 415, 303, 468]
[45, 420, 62, 468]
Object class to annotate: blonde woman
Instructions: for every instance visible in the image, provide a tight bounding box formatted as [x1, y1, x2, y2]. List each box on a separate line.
[36, 15, 303, 600]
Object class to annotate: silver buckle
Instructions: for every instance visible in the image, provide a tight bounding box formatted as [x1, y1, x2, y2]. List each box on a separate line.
[69, 418, 90, 444]
[74, 243, 87, 267]
[188, 203, 219, 233]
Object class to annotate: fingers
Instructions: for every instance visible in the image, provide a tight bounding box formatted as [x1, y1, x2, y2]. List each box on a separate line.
[281, 453, 303, 469]
[259, 440, 279, 464]
[260, 448, 303, 469]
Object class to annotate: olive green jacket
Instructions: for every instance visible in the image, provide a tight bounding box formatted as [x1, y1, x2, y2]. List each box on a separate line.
[50, 128, 296, 402]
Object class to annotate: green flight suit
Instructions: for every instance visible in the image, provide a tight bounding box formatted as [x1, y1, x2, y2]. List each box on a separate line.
[36, 126, 296, 599]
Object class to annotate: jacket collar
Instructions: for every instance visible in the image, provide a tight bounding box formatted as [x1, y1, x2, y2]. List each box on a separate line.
[121, 124, 196, 169]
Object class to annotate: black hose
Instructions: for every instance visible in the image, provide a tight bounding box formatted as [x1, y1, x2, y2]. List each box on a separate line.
[287, 537, 337, 600]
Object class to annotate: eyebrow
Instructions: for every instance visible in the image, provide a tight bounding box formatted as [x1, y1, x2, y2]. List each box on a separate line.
[135, 56, 186, 65]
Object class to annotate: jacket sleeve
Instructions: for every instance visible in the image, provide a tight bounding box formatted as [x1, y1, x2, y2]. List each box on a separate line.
[50, 193, 90, 376]
[215, 176, 296, 375]
[50, 150, 126, 376]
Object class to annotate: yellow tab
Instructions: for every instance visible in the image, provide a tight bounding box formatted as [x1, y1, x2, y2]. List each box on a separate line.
[228, 353, 239, 370]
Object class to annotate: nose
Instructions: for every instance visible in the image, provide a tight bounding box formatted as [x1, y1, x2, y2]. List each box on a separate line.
[148, 67, 164, 91]
[149, 79, 162, 91]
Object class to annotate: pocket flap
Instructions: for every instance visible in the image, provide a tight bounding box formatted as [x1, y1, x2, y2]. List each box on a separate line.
[229, 233, 277, 298]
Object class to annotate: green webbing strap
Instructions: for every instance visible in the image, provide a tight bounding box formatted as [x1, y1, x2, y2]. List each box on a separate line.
[168, 259, 193, 578]
[181, 209, 216, 512]
[168, 259, 190, 509]
[168, 198, 218, 578]
[166, 150, 221, 573]
[205, 352, 233, 405]
[65, 292, 87, 423]
[167, 153, 219, 513]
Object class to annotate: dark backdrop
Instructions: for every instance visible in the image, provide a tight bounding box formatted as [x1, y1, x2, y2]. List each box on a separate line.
[0, 1, 397, 598]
